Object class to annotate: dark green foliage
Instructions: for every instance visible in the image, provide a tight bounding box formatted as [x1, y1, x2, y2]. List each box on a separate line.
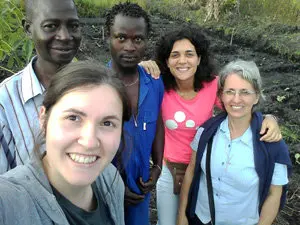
[0, 1, 34, 74]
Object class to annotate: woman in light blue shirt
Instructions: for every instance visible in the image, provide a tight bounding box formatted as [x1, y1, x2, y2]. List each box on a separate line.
[177, 60, 292, 225]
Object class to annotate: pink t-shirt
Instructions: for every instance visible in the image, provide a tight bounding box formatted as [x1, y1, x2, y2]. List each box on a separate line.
[162, 77, 220, 164]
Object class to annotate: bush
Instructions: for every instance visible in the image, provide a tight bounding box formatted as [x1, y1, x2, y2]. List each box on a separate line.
[0, 0, 33, 74]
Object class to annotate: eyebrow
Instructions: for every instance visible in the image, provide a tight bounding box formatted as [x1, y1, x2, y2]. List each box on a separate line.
[171, 50, 196, 53]
[62, 108, 121, 121]
[102, 115, 122, 122]
[113, 32, 125, 36]
[113, 32, 145, 37]
[42, 18, 79, 23]
[63, 108, 86, 117]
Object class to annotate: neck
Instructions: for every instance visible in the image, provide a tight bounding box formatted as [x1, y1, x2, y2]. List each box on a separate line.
[227, 115, 252, 140]
[176, 79, 196, 100]
[34, 58, 62, 89]
[111, 61, 139, 78]
[176, 77, 194, 92]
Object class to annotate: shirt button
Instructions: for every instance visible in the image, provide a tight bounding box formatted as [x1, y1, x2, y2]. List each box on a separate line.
[216, 193, 219, 197]
[222, 162, 225, 165]
[228, 144, 231, 147]
[218, 177, 221, 181]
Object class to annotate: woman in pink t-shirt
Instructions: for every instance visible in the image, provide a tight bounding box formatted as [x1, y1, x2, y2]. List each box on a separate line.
[154, 25, 220, 225]
[150, 25, 282, 225]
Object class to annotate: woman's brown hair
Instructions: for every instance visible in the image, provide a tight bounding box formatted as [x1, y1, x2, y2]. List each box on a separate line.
[33, 61, 131, 172]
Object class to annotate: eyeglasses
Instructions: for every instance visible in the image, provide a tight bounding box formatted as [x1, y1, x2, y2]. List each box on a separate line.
[222, 89, 257, 97]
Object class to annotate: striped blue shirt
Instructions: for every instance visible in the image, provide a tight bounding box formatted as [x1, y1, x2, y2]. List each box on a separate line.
[0, 57, 45, 173]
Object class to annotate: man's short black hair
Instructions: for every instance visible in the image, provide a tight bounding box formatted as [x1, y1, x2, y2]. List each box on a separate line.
[25, 0, 76, 21]
[105, 2, 151, 36]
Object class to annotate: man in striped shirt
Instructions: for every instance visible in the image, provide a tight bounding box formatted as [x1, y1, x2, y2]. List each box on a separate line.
[0, 0, 82, 173]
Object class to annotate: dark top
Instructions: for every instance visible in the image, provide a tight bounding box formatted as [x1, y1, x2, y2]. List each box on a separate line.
[52, 182, 112, 225]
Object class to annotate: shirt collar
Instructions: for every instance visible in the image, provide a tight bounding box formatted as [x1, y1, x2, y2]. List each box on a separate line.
[138, 65, 151, 84]
[219, 116, 253, 145]
[21, 56, 45, 104]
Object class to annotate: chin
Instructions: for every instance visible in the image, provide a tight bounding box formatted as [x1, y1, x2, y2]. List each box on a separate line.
[52, 53, 76, 64]
[228, 112, 250, 120]
[121, 60, 140, 67]
[65, 167, 105, 187]
[55, 58, 75, 65]
[66, 174, 98, 187]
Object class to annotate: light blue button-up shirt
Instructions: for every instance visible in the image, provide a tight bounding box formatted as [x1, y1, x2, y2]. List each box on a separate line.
[191, 116, 288, 225]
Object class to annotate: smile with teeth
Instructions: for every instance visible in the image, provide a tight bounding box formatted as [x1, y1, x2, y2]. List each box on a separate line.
[68, 153, 98, 164]
[177, 67, 189, 72]
[232, 106, 243, 109]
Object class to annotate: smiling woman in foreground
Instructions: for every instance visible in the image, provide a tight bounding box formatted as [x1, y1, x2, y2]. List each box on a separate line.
[177, 59, 292, 225]
[0, 61, 130, 225]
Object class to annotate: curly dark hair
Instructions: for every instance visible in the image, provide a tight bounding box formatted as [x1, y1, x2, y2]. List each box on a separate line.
[155, 25, 216, 92]
[105, 2, 151, 36]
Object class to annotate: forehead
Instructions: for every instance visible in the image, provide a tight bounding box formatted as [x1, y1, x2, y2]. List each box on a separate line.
[32, 0, 78, 22]
[53, 85, 123, 115]
[111, 14, 147, 36]
[172, 39, 196, 51]
[224, 73, 253, 88]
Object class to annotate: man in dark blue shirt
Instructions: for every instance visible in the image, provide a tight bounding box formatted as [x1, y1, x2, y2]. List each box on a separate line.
[106, 2, 164, 225]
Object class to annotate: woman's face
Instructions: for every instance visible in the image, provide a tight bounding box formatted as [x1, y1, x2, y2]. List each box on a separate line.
[167, 38, 200, 84]
[40, 84, 123, 187]
[221, 73, 259, 120]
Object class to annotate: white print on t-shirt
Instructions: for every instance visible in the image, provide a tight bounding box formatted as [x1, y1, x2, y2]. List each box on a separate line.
[165, 111, 196, 130]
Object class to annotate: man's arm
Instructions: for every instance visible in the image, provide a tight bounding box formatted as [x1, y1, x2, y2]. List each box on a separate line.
[0, 120, 15, 174]
[139, 60, 161, 79]
[138, 111, 164, 193]
[260, 115, 282, 142]
[258, 185, 282, 225]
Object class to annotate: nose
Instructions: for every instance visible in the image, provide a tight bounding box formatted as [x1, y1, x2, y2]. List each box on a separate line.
[124, 40, 135, 51]
[232, 92, 242, 102]
[178, 55, 187, 64]
[77, 122, 99, 149]
[55, 26, 73, 40]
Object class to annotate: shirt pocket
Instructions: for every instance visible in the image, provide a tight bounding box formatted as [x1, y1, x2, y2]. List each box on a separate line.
[142, 111, 157, 135]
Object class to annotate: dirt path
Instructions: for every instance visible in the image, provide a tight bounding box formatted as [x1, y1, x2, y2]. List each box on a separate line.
[77, 16, 300, 225]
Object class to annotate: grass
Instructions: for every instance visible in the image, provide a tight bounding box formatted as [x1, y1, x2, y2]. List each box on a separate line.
[281, 124, 300, 145]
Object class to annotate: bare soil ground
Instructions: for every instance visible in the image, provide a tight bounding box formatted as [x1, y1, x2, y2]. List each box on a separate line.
[1, 15, 299, 224]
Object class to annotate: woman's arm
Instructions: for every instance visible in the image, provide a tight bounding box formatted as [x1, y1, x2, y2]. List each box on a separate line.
[258, 185, 282, 225]
[177, 151, 197, 225]
[139, 60, 161, 79]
